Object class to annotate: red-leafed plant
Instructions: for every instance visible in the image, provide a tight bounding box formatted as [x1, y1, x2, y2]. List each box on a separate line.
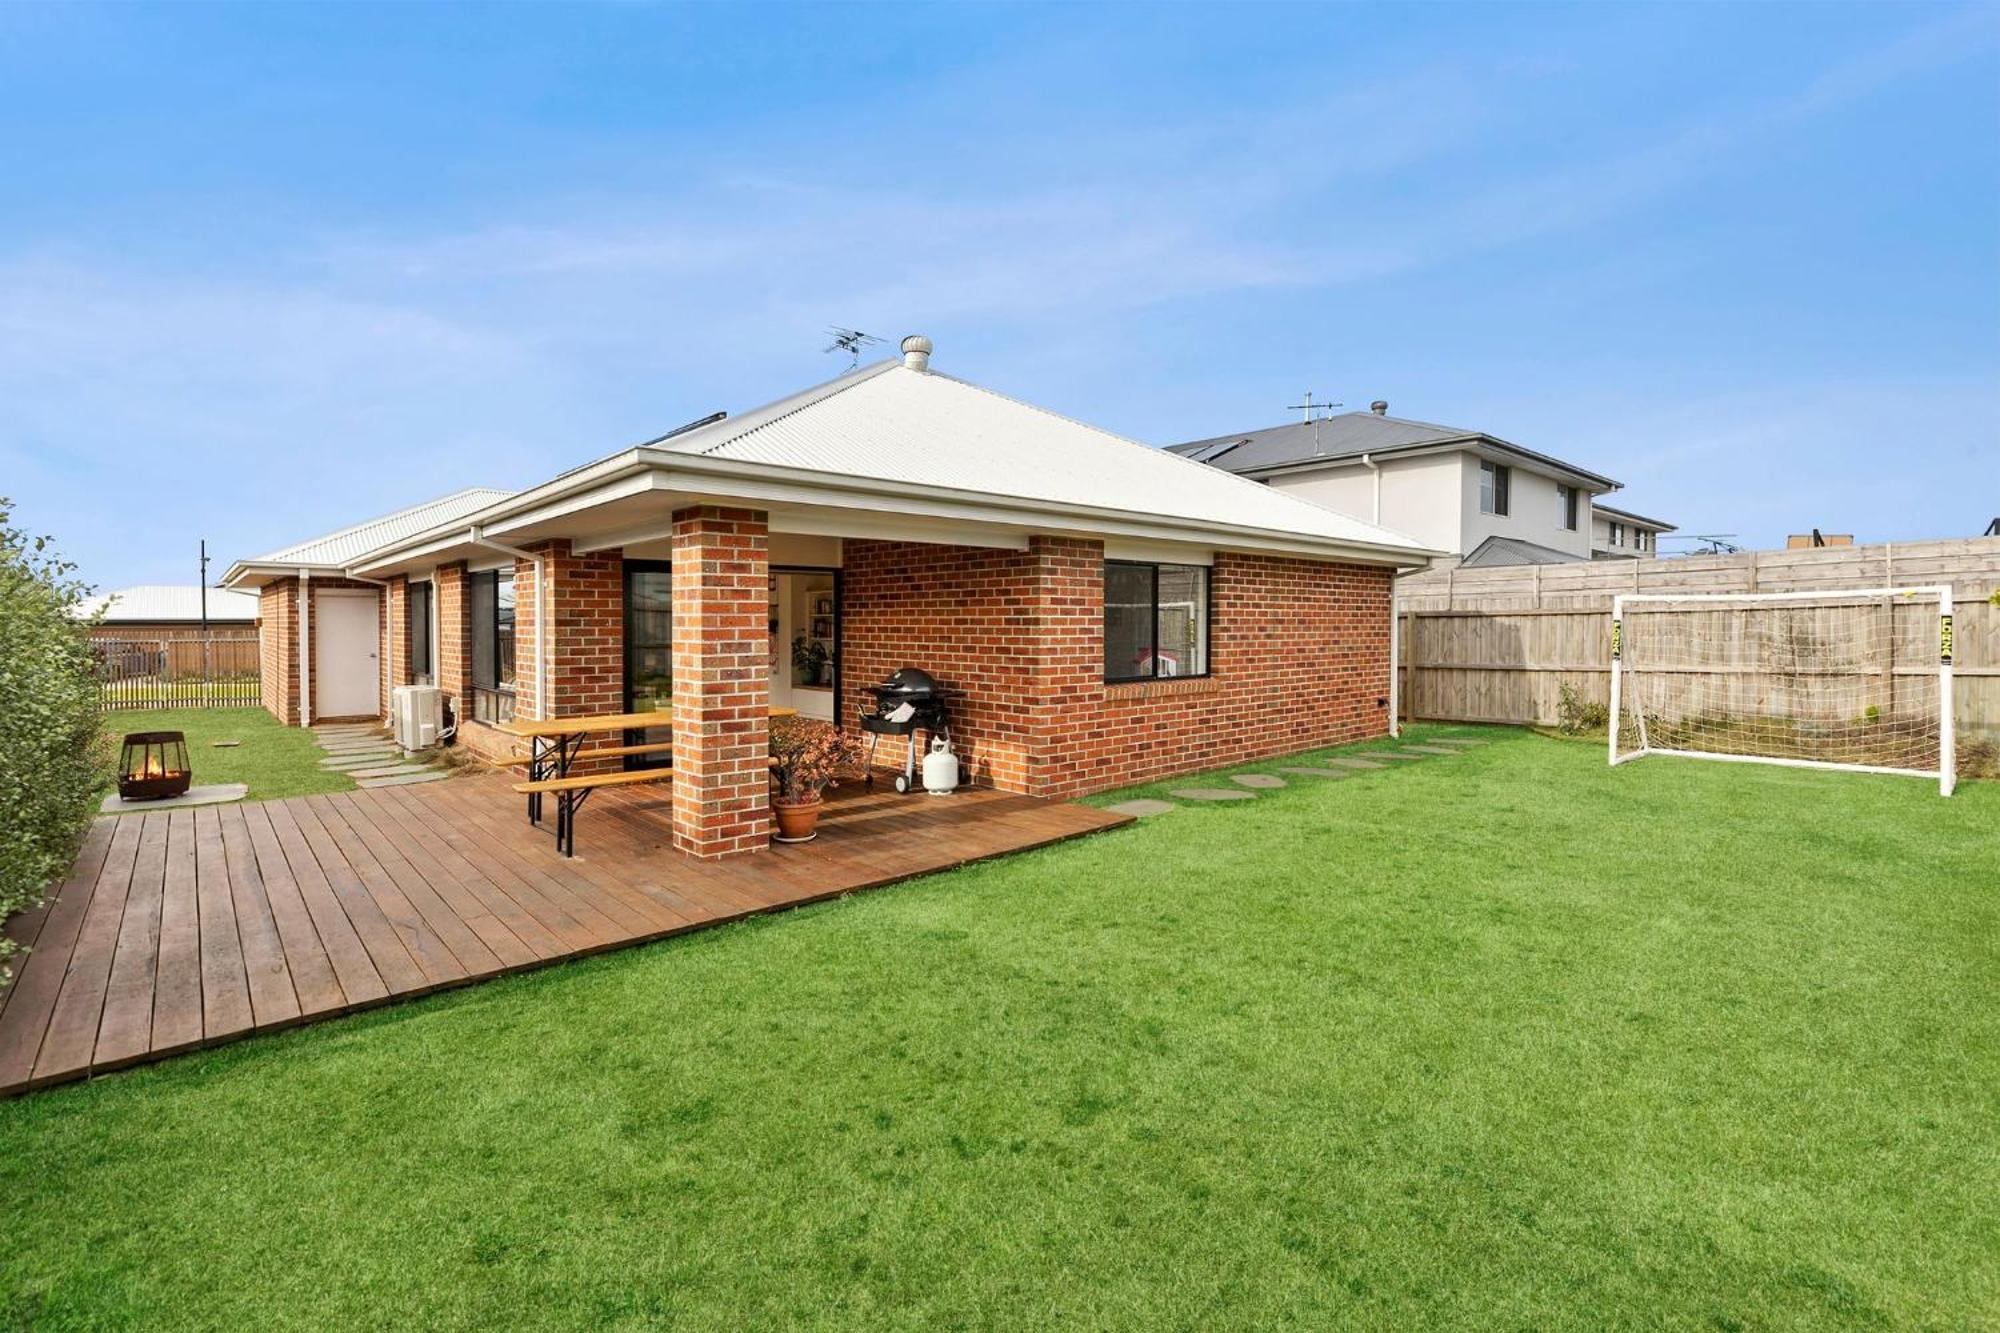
[769, 717, 861, 806]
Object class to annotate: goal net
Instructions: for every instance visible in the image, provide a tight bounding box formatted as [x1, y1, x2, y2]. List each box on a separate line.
[1610, 586, 1956, 795]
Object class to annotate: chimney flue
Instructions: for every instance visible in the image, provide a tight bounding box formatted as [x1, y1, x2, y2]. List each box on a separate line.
[901, 334, 933, 372]
[1370, 400, 1389, 416]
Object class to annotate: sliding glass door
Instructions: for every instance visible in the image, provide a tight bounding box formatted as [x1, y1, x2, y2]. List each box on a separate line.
[623, 561, 672, 769]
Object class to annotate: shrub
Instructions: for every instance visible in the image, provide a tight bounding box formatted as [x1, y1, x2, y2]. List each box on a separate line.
[1556, 682, 1609, 735]
[768, 716, 862, 804]
[0, 500, 108, 978]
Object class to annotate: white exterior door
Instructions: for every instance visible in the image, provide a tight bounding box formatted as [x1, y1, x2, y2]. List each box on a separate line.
[315, 591, 379, 719]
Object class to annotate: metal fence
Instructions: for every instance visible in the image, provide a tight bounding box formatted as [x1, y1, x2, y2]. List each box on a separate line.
[95, 634, 262, 711]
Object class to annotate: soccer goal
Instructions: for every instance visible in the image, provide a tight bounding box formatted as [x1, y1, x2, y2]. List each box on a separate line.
[1609, 585, 1956, 796]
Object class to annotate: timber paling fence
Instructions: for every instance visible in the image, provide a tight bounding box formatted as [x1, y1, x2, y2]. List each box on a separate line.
[1394, 536, 2000, 736]
[95, 634, 262, 711]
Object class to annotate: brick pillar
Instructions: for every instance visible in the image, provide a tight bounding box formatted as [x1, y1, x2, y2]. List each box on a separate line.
[1019, 535, 1104, 798]
[435, 562, 469, 721]
[670, 506, 769, 859]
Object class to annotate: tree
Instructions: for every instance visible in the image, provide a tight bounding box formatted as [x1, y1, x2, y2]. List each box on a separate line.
[0, 499, 106, 978]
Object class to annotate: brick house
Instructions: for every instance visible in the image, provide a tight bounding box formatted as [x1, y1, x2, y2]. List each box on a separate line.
[224, 337, 1438, 859]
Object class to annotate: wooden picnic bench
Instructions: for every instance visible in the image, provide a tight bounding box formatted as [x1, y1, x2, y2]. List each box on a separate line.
[501, 707, 797, 857]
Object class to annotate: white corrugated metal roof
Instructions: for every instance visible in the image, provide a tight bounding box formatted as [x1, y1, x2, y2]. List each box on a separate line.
[253, 487, 513, 567]
[654, 360, 1431, 553]
[76, 585, 259, 622]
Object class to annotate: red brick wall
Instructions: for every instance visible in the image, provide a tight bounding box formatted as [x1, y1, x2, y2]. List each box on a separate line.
[670, 507, 770, 859]
[543, 540, 628, 774]
[258, 580, 298, 724]
[381, 575, 407, 720]
[841, 537, 1393, 798]
[254, 576, 384, 726]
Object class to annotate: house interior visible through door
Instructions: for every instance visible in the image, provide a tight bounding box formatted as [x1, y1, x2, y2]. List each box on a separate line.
[770, 569, 837, 722]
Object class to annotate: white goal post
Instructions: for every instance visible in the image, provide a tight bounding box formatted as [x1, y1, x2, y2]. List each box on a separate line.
[1609, 585, 1956, 796]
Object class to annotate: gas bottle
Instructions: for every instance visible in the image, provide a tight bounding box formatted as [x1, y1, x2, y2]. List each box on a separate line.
[922, 736, 960, 795]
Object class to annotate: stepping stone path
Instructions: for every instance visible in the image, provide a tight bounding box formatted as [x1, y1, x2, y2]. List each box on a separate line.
[1128, 740, 1481, 814]
[1430, 738, 1488, 746]
[311, 725, 452, 790]
[1105, 798, 1176, 818]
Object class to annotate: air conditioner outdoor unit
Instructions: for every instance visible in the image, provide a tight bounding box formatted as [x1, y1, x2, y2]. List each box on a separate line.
[392, 684, 444, 752]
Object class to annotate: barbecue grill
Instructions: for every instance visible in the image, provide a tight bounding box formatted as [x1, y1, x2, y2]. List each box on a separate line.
[861, 666, 953, 793]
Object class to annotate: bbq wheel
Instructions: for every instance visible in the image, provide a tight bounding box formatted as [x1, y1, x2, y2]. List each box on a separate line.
[893, 774, 911, 794]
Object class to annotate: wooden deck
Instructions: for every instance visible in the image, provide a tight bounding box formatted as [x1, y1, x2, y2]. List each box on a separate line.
[0, 775, 1130, 1097]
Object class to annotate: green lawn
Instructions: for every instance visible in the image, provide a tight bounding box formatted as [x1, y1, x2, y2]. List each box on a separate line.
[4, 728, 1994, 1329]
[98, 707, 354, 801]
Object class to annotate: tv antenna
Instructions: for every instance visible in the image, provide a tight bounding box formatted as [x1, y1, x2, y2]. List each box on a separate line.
[824, 326, 885, 369]
[1676, 533, 1741, 555]
[1286, 391, 1344, 454]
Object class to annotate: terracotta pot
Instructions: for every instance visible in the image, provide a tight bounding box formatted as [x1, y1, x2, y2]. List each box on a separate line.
[772, 795, 824, 844]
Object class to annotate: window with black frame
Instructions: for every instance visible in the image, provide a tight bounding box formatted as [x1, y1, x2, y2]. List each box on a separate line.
[1104, 561, 1209, 682]
[408, 581, 433, 684]
[470, 568, 516, 723]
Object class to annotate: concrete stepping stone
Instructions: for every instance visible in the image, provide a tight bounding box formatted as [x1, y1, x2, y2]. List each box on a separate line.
[1279, 766, 1353, 779]
[1399, 745, 1461, 755]
[321, 750, 401, 763]
[1230, 773, 1287, 789]
[344, 762, 439, 780]
[356, 770, 451, 788]
[1324, 757, 1385, 770]
[1430, 738, 1488, 746]
[319, 738, 394, 752]
[320, 758, 402, 773]
[101, 783, 248, 815]
[1169, 788, 1257, 802]
[1377, 753, 1426, 761]
[1105, 798, 1176, 817]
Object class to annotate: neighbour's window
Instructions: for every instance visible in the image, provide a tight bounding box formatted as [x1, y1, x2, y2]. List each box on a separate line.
[1104, 561, 1209, 682]
[409, 582, 433, 684]
[1480, 461, 1510, 516]
[1610, 522, 1625, 547]
[470, 568, 517, 723]
[1558, 485, 1578, 531]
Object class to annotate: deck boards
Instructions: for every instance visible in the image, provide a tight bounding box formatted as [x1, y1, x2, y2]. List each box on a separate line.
[0, 773, 1129, 1097]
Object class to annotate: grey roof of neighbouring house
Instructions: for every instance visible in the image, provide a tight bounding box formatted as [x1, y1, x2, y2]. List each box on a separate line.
[1165, 410, 1619, 491]
[1458, 535, 1589, 568]
[74, 585, 258, 623]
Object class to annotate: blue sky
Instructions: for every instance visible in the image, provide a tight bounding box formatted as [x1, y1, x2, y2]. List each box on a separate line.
[3, 2, 1995, 588]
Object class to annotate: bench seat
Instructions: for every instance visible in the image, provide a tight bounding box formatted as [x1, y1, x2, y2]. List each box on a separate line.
[513, 767, 673, 797]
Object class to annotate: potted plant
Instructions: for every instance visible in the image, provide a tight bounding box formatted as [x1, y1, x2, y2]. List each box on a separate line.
[769, 717, 862, 843]
[791, 634, 830, 688]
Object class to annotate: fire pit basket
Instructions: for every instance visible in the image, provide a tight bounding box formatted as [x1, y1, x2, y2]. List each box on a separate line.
[117, 731, 192, 801]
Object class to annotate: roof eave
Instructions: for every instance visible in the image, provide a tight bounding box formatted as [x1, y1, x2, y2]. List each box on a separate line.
[347, 448, 1441, 574]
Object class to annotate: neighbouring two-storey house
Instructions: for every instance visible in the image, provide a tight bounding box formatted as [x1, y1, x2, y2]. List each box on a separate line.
[1168, 401, 1674, 567]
